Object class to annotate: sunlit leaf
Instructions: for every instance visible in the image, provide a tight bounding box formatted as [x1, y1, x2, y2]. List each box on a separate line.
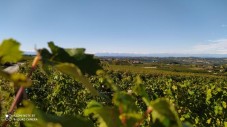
[0, 39, 22, 63]
[0, 71, 31, 87]
[206, 89, 212, 104]
[65, 48, 86, 60]
[222, 101, 226, 109]
[10, 73, 32, 87]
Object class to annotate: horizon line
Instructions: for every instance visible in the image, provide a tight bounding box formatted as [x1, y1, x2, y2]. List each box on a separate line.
[23, 50, 227, 55]
[23, 51, 227, 58]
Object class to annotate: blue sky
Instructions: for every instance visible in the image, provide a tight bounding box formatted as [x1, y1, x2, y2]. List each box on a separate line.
[1, 0, 227, 54]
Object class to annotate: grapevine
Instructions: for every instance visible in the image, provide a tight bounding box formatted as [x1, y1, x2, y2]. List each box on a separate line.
[0, 39, 226, 127]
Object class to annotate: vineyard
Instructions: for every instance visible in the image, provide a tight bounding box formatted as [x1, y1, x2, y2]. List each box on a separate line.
[0, 39, 227, 127]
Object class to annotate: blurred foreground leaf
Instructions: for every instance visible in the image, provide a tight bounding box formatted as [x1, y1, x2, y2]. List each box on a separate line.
[0, 39, 22, 64]
[133, 76, 150, 105]
[55, 63, 99, 96]
[150, 98, 182, 127]
[39, 42, 101, 75]
[0, 71, 31, 87]
[16, 101, 94, 127]
[11, 73, 32, 87]
[84, 100, 122, 127]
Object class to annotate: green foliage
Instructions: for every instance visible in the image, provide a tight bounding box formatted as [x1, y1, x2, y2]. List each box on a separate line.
[133, 76, 150, 105]
[39, 42, 101, 75]
[1, 39, 226, 127]
[0, 71, 31, 87]
[55, 63, 99, 96]
[10, 73, 32, 87]
[113, 92, 138, 113]
[65, 48, 86, 60]
[206, 89, 212, 104]
[150, 99, 182, 127]
[16, 101, 94, 127]
[84, 101, 122, 127]
[0, 78, 16, 126]
[104, 70, 227, 127]
[0, 38, 22, 64]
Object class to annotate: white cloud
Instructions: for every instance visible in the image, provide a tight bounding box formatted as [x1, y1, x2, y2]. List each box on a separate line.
[192, 39, 227, 54]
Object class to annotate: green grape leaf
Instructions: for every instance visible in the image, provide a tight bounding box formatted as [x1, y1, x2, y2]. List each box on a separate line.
[38, 48, 54, 75]
[84, 101, 122, 127]
[10, 73, 32, 87]
[113, 92, 138, 113]
[214, 105, 223, 115]
[182, 122, 193, 127]
[0, 39, 22, 63]
[65, 48, 86, 60]
[39, 42, 101, 75]
[72, 53, 101, 75]
[222, 101, 226, 109]
[119, 113, 143, 127]
[16, 101, 94, 127]
[0, 71, 31, 87]
[55, 63, 99, 96]
[48, 42, 73, 62]
[206, 89, 212, 104]
[86, 92, 142, 127]
[150, 98, 182, 127]
[112, 92, 142, 126]
[133, 76, 150, 105]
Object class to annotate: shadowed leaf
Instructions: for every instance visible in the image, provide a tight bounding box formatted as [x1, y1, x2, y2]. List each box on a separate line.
[150, 98, 182, 127]
[39, 42, 101, 75]
[84, 101, 122, 127]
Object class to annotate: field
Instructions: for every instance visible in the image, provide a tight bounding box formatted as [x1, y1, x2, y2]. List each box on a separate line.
[104, 64, 227, 126]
